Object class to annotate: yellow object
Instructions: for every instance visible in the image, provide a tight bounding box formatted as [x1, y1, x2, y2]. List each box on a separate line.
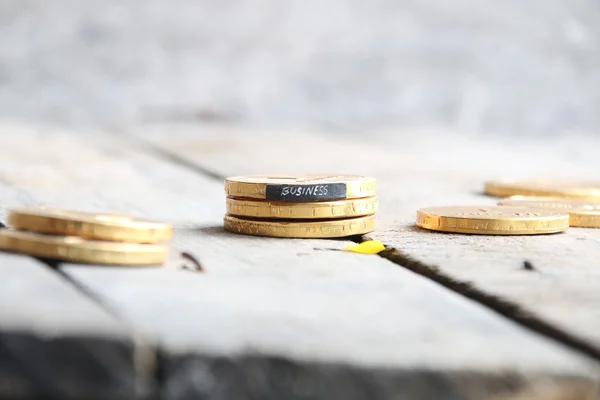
[498, 196, 600, 228]
[416, 206, 569, 235]
[225, 174, 377, 201]
[7, 207, 173, 243]
[223, 214, 376, 238]
[484, 180, 600, 200]
[345, 240, 385, 254]
[0, 229, 168, 265]
[226, 197, 378, 219]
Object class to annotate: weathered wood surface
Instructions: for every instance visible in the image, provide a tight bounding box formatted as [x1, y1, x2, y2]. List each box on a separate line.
[0, 122, 598, 399]
[0, 252, 140, 400]
[134, 122, 600, 355]
[1, 1, 600, 134]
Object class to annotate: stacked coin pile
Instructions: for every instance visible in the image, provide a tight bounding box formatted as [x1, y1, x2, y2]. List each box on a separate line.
[223, 175, 378, 238]
[489, 180, 600, 229]
[416, 180, 600, 235]
[0, 207, 173, 265]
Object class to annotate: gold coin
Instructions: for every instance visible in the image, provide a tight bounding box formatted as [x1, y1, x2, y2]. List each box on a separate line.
[225, 174, 377, 202]
[484, 180, 600, 200]
[0, 229, 167, 265]
[416, 206, 569, 235]
[223, 214, 376, 238]
[7, 207, 173, 243]
[498, 196, 600, 228]
[226, 196, 378, 219]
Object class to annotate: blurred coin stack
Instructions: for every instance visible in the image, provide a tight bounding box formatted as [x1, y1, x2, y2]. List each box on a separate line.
[0, 207, 173, 265]
[415, 180, 600, 236]
[223, 175, 378, 238]
[487, 179, 600, 229]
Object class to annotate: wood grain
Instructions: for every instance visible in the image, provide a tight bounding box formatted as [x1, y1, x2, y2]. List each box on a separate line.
[0, 252, 141, 400]
[133, 122, 600, 354]
[0, 122, 598, 398]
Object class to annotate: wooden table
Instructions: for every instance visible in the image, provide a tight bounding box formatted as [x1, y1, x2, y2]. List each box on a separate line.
[1, 122, 600, 400]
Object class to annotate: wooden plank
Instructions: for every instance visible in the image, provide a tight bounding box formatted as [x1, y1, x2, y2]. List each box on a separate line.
[132, 122, 600, 354]
[0, 252, 141, 400]
[0, 123, 597, 399]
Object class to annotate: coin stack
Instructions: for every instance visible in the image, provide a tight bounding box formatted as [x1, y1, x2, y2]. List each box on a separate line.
[415, 180, 600, 235]
[0, 207, 173, 265]
[488, 180, 600, 229]
[223, 175, 378, 238]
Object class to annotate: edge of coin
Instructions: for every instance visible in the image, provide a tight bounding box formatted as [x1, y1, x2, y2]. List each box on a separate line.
[224, 175, 377, 201]
[497, 197, 600, 228]
[568, 210, 600, 228]
[484, 180, 600, 200]
[223, 214, 376, 238]
[416, 206, 569, 235]
[7, 208, 173, 243]
[226, 196, 378, 219]
[0, 229, 168, 266]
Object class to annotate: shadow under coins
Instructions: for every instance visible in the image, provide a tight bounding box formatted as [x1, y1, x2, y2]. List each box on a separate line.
[175, 224, 228, 237]
[177, 224, 366, 243]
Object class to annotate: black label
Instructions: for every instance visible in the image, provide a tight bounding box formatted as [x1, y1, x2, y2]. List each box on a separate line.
[266, 183, 347, 202]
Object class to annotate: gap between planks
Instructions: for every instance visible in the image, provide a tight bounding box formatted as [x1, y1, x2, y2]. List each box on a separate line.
[125, 121, 600, 366]
[0, 122, 599, 399]
[0, 250, 150, 400]
[344, 229, 600, 363]
[373, 246, 600, 363]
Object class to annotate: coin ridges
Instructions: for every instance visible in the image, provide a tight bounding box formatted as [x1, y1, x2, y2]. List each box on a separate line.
[7, 207, 173, 243]
[226, 197, 378, 219]
[225, 174, 377, 202]
[0, 229, 168, 265]
[498, 196, 600, 228]
[223, 214, 376, 238]
[485, 180, 600, 200]
[416, 206, 569, 235]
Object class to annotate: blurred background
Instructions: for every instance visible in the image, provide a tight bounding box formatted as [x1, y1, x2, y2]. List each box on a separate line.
[1, 0, 599, 135]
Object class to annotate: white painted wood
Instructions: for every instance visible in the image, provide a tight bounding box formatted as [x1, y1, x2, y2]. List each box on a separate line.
[0, 252, 139, 400]
[133, 122, 600, 354]
[0, 121, 597, 398]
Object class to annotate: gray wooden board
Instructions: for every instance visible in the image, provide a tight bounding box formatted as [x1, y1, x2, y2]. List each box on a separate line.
[132, 123, 600, 354]
[0, 123, 598, 398]
[0, 252, 140, 400]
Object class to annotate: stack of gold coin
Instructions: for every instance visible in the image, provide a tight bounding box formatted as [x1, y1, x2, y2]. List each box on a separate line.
[0, 208, 173, 265]
[223, 175, 378, 238]
[497, 196, 600, 228]
[484, 179, 600, 201]
[483, 179, 600, 229]
[417, 180, 600, 235]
